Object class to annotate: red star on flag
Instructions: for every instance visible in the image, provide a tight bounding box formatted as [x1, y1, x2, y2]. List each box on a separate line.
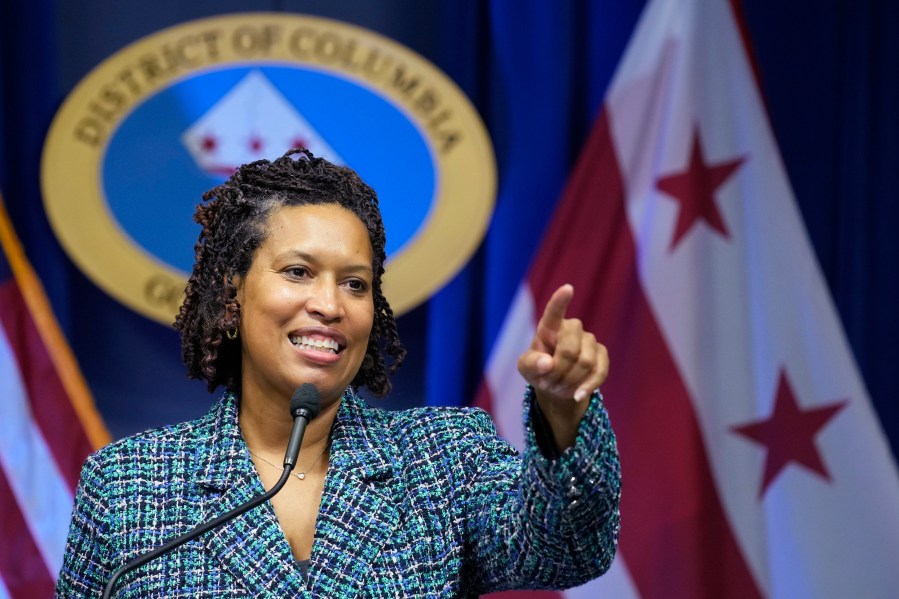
[656, 127, 746, 250]
[731, 369, 847, 498]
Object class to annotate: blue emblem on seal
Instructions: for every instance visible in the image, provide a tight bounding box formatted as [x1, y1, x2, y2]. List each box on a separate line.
[104, 67, 435, 272]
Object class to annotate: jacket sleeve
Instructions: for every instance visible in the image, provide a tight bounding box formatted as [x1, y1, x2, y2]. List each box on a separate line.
[55, 452, 112, 598]
[460, 386, 621, 593]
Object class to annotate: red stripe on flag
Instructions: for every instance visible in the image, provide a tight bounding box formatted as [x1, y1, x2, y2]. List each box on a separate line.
[728, 0, 766, 93]
[0, 279, 92, 491]
[527, 110, 763, 598]
[473, 380, 492, 413]
[0, 467, 56, 598]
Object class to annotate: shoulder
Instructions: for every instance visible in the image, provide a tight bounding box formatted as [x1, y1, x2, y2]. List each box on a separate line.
[357, 399, 518, 469]
[80, 397, 221, 486]
[394, 404, 496, 434]
[94, 405, 213, 458]
[376, 403, 500, 445]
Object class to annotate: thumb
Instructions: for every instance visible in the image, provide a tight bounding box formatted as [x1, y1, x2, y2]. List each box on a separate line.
[518, 349, 554, 383]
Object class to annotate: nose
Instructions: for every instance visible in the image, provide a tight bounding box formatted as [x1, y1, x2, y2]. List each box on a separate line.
[305, 278, 342, 322]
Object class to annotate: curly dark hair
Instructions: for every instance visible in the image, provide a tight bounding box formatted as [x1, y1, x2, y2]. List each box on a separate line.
[174, 148, 406, 397]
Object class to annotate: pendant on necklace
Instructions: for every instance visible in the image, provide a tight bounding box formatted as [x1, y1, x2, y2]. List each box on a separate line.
[296, 473, 306, 480]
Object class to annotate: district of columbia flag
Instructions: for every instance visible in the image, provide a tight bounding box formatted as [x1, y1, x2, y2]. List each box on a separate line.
[479, 0, 899, 598]
[0, 193, 109, 598]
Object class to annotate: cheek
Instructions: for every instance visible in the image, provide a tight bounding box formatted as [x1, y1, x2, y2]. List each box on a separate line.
[247, 284, 298, 316]
[362, 305, 375, 337]
[351, 309, 375, 352]
[355, 321, 373, 347]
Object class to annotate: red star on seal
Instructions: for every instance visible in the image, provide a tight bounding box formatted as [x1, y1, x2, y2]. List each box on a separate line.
[656, 128, 746, 250]
[200, 134, 217, 153]
[731, 369, 847, 498]
[249, 135, 264, 154]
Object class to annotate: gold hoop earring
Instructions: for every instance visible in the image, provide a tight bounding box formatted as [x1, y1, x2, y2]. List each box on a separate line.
[226, 328, 238, 341]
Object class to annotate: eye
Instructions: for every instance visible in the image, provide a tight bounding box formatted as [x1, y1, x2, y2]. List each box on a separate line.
[344, 278, 369, 293]
[284, 266, 310, 279]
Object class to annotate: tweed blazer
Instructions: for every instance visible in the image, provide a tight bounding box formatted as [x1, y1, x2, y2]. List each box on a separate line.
[56, 387, 620, 598]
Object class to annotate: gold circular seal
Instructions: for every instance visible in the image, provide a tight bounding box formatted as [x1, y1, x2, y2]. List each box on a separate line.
[41, 13, 495, 323]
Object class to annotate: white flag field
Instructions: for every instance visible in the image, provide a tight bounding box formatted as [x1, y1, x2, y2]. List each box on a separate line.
[479, 0, 899, 597]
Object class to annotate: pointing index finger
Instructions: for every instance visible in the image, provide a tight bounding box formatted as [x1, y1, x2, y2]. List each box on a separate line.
[538, 284, 574, 334]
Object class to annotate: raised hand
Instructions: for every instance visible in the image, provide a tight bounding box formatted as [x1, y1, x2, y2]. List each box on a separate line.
[517, 284, 609, 449]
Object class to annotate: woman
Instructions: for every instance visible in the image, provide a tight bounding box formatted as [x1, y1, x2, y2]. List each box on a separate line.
[56, 149, 620, 597]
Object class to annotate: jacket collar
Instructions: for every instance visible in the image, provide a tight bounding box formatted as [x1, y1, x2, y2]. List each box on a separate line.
[327, 389, 396, 483]
[194, 391, 248, 490]
[191, 390, 403, 598]
[310, 390, 403, 597]
[190, 393, 304, 596]
[193, 389, 397, 489]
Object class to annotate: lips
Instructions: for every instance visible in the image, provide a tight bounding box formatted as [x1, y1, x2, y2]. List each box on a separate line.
[289, 334, 339, 353]
[288, 327, 346, 355]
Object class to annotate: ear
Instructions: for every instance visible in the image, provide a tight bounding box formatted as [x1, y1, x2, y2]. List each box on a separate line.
[224, 271, 243, 291]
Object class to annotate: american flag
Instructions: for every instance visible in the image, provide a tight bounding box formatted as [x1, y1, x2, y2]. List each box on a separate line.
[0, 194, 108, 597]
[479, 0, 899, 597]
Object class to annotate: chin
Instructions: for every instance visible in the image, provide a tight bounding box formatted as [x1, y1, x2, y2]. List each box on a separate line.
[291, 375, 350, 402]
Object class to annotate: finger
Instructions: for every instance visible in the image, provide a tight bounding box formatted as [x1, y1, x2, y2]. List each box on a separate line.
[535, 284, 574, 347]
[517, 350, 554, 383]
[574, 343, 610, 402]
[555, 332, 598, 390]
[540, 318, 585, 385]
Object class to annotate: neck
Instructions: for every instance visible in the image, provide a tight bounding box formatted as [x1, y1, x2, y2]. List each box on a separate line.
[238, 386, 342, 459]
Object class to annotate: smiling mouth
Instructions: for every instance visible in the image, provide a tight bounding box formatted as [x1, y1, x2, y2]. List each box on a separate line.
[289, 334, 342, 354]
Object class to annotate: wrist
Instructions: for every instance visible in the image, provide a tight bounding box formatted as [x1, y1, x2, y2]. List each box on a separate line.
[533, 388, 591, 452]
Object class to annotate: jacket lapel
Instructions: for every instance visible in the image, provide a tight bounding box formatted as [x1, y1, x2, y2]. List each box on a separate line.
[308, 391, 403, 598]
[194, 393, 309, 598]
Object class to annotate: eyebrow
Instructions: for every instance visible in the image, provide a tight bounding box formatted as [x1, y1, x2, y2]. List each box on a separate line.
[278, 250, 374, 276]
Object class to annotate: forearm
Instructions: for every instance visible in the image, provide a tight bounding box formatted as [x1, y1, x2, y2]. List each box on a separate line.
[466, 388, 621, 592]
[520, 389, 622, 584]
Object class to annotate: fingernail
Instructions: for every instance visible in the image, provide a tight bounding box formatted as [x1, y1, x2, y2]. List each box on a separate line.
[574, 389, 586, 402]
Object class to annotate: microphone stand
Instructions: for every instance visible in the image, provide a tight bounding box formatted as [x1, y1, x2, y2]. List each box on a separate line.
[101, 397, 316, 598]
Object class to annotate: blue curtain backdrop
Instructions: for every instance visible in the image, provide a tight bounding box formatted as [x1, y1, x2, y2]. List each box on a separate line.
[1, 0, 896, 459]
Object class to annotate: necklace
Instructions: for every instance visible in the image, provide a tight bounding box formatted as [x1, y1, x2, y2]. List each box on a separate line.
[247, 442, 329, 481]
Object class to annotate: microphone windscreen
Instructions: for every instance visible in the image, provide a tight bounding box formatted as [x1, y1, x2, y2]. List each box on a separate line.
[290, 383, 321, 419]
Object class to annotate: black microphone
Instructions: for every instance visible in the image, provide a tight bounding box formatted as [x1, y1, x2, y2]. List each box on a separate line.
[101, 384, 321, 598]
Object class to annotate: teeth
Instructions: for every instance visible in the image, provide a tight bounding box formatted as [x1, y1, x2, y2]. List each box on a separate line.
[290, 335, 339, 353]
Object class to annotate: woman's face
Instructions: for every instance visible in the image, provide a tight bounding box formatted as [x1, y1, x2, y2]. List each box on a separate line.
[235, 203, 375, 405]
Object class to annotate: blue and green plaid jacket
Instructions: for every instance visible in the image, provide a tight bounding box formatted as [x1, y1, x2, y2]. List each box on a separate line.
[56, 387, 620, 598]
